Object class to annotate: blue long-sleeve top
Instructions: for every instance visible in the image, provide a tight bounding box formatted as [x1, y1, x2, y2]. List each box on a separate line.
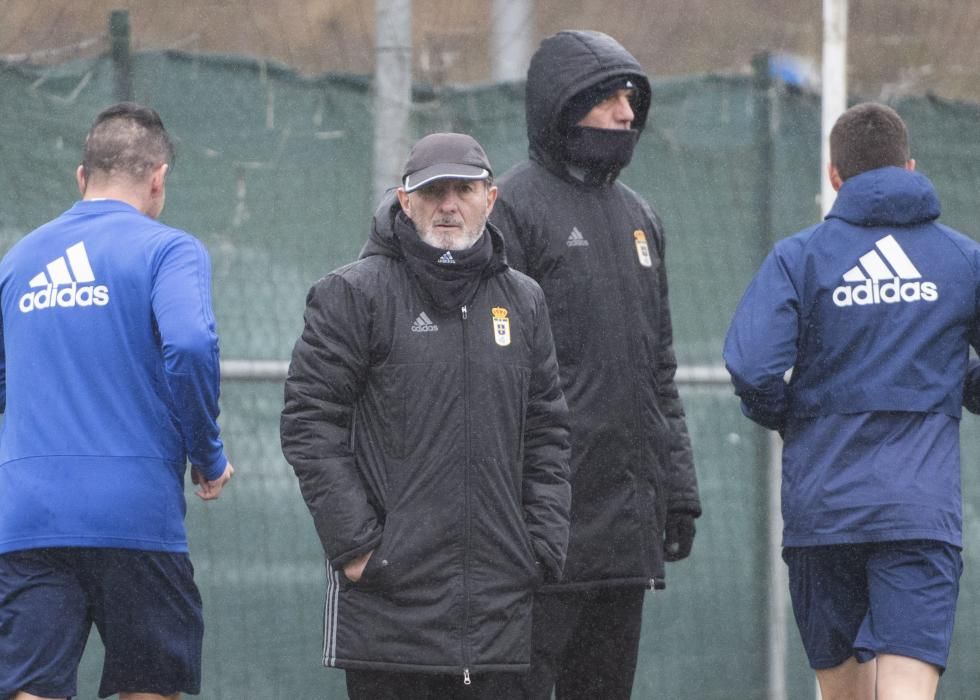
[0, 200, 227, 553]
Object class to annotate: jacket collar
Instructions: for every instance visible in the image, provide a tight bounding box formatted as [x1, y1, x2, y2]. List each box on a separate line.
[359, 192, 509, 275]
[826, 167, 940, 227]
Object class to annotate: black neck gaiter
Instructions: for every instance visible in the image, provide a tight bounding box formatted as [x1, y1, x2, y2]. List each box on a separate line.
[394, 210, 493, 312]
[563, 126, 639, 186]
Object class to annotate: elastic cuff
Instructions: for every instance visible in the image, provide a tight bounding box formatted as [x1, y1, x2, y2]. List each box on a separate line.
[196, 454, 228, 482]
[667, 502, 702, 517]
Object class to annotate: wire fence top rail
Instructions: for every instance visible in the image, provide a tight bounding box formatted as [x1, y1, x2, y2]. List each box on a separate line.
[220, 359, 733, 385]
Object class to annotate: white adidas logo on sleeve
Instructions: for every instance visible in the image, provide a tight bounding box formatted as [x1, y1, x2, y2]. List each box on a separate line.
[18, 241, 110, 313]
[832, 235, 938, 307]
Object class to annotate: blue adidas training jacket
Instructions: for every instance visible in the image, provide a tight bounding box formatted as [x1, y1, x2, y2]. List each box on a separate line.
[724, 167, 980, 547]
[0, 199, 227, 554]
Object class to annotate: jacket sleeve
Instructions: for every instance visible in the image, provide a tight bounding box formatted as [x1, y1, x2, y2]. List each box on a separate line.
[151, 234, 227, 480]
[522, 288, 572, 583]
[651, 216, 701, 516]
[280, 275, 383, 569]
[964, 360, 980, 414]
[0, 302, 5, 413]
[723, 246, 800, 431]
[962, 247, 980, 414]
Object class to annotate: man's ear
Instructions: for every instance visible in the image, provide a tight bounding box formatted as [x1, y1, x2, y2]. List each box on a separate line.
[828, 163, 844, 192]
[905, 158, 916, 172]
[76, 165, 87, 196]
[149, 163, 169, 196]
[485, 184, 498, 215]
[396, 187, 411, 215]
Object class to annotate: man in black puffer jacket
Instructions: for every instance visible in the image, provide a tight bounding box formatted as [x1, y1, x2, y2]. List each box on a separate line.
[490, 31, 702, 699]
[281, 133, 572, 700]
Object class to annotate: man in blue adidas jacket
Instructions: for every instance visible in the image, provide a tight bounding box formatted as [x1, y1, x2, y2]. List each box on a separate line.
[0, 103, 234, 700]
[724, 102, 980, 700]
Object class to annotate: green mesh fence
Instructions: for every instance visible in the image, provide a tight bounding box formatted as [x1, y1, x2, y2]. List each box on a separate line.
[3, 51, 980, 699]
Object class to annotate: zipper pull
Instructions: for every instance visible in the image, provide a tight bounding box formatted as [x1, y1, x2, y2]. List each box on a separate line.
[461, 305, 468, 320]
[463, 668, 471, 685]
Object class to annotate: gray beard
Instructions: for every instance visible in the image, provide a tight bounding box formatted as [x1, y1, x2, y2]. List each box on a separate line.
[418, 222, 486, 251]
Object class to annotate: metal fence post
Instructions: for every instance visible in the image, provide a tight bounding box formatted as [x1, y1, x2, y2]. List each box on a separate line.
[109, 10, 133, 102]
[751, 50, 790, 700]
[372, 0, 412, 202]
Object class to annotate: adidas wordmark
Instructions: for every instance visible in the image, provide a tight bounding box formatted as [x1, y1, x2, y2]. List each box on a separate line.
[411, 311, 438, 333]
[832, 235, 937, 307]
[18, 241, 110, 313]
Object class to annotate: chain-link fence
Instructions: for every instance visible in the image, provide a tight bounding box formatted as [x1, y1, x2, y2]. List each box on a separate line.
[3, 31, 980, 699]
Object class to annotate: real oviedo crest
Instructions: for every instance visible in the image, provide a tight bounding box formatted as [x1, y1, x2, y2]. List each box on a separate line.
[491, 307, 511, 347]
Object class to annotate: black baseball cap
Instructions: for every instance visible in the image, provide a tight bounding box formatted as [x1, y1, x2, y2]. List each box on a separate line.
[402, 133, 493, 193]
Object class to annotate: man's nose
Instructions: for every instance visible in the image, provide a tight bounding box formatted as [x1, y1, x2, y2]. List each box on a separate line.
[437, 191, 461, 211]
[614, 94, 634, 124]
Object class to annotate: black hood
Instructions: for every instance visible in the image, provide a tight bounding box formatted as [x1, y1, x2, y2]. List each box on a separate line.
[525, 30, 651, 169]
[359, 191, 509, 270]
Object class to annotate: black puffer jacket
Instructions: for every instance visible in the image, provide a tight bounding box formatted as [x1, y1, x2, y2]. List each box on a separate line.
[281, 196, 571, 675]
[490, 30, 700, 591]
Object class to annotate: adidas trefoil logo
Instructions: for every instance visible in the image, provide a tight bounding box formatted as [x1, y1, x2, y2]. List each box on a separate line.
[566, 227, 589, 247]
[832, 234, 937, 307]
[19, 241, 110, 313]
[437, 251, 456, 264]
[411, 311, 439, 333]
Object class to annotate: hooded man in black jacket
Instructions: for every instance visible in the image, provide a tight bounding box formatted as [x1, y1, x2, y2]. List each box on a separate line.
[490, 31, 702, 699]
[281, 133, 572, 700]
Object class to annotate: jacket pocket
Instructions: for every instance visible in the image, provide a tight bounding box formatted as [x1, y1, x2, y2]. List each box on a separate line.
[342, 532, 393, 593]
[502, 456, 542, 585]
[518, 519, 546, 588]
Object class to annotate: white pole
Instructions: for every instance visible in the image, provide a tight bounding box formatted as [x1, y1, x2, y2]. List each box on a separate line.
[491, 0, 533, 83]
[767, 431, 788, 700]
[821, 0, 848, 217]
[373, 0, 413, 202]
[815, 5, 847, 695]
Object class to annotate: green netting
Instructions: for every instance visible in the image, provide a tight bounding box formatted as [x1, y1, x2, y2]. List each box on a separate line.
[3, 51, 980, 699]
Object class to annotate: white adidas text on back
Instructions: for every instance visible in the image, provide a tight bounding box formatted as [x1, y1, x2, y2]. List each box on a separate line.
[18, 241, 110, 313]
[832, 235, 938, 307]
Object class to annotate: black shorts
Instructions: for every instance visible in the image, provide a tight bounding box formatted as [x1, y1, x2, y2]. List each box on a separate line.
[0, 547, 204, 699]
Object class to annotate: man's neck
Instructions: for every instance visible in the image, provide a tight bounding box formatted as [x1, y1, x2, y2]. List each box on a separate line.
[82, 186, 148, 214]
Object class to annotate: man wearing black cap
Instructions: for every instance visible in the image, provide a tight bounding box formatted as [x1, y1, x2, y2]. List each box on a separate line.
[490, 31, 702, 699]
[281, 132, 572, 699]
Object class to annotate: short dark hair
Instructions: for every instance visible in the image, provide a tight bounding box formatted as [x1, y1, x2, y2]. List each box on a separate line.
[830, 102, 910, 181]
[82, 102, 175, 180]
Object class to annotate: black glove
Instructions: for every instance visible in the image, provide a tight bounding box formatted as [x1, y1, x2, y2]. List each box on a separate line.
[663, 511, 697, 562]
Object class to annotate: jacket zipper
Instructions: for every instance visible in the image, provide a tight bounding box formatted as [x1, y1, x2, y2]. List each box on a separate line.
[460, 304, 472, 685]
